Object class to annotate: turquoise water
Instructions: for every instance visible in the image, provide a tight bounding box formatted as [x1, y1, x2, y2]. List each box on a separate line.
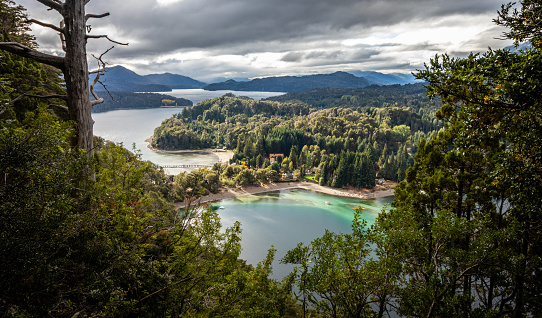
[211, 188, 393, 279]
[92, 96, 394, 280]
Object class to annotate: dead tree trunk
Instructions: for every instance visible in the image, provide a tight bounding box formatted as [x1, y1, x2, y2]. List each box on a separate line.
[62, 0, 93, 152]
[0, 0, 124, 157]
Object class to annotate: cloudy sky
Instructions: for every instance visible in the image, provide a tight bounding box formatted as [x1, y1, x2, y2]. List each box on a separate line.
[17, 0, 513, 83]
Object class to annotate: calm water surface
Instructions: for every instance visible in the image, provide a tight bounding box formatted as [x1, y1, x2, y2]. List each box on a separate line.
[92, 89, 395, 280]
[92, 89, 283, 174]
[212, 189, 393, 279]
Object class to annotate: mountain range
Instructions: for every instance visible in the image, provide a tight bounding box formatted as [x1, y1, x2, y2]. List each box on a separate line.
[203, 71, 372, 92]
[348, 71, 420, 85]
[92, 65, 420, 93]
[92, 66, 206, 92]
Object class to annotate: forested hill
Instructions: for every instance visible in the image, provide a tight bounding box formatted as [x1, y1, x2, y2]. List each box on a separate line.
[92, 65, 206, 92]
[91, 92, 192, 113]
[152, 94, 442, 186]
[143, 72, 207, 89]
[203, 71, 371, 92]
[265, 83, 433, 109]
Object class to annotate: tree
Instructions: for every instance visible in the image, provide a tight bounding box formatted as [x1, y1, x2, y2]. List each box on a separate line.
[374, 0, 542, 316]
[0, 0, 125, 154]
[1, 110, 295, 316]
[289, 147, 298, 168]
[0, 0, 66, 121]
[282, 211, 394, 318]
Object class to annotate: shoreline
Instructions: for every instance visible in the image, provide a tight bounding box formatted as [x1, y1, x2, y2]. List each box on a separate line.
[146, 139, 235, 162]
[175, 181, 396, 209]
[145, 142, 395, 208]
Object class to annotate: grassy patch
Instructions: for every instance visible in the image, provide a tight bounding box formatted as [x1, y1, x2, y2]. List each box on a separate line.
[303, 175, 317, 183]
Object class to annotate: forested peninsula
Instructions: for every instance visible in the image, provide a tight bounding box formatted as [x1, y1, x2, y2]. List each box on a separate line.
[2, 0, 542, 317]
[91, 92, 192, 113]
[151, 90, 441, 188]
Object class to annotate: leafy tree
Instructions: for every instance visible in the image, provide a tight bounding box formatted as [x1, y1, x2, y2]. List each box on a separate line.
[0, 0, 66, 122]
[282, 211, 395, 318]
[289, 147, 298, 168]
[372, 0, 542, 316]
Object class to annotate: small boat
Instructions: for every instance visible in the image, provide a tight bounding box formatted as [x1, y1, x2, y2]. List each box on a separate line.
[325, 201, 330, 205]
[219, 206, 225, 209]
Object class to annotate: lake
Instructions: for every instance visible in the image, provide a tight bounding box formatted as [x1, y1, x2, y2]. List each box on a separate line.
[211, 188, 392, 279]
[93, 89, 283, 174]
[92, 89, 394, 278]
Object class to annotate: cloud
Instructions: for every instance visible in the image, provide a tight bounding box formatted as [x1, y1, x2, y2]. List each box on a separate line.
[15, 0, 513, 81]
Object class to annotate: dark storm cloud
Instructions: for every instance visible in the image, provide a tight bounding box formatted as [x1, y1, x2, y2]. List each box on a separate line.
[80, 0, 503, 55]
[18, 0, 503, 54]
[281, 52, 305, 63]
[281, 48, 379, 63]
[14, 0, 508, 80]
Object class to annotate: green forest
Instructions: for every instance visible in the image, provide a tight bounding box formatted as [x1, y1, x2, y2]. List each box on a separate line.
[2, 0, 542, 317]
[152, 93, 440, 187]
[91, 92, 192, 113]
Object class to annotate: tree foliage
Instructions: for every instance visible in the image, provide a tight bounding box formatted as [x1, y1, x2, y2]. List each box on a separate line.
[153, 94, 438, 187]
[283, 1, 542, 316]
[0, 109, 295, 316]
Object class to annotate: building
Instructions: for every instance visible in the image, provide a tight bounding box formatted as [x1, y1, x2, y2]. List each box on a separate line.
[269, 153, 284, 163]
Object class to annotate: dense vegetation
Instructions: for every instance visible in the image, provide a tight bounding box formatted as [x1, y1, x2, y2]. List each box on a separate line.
[152, 92, 440, 187]
[1, 112, 297, 316]
[91, 91, 192, 113]
[2, 0, 541, 317]
[1, 2, 297, 316]
[265, 82, 440, 112]
[280, 1, 542, 317]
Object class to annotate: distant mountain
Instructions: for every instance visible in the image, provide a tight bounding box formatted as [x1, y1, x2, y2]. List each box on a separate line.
[504, 42, 531, 53]
[203, 71, 371, 92]
[92, 66, 171, 92]
[92, 66, 205, 92]
[348, 71, 420, 85]
[143, 73, 206, 89]
[205, 76, 250, 83]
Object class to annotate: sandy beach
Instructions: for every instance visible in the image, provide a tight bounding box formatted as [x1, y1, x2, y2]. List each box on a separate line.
[146, 139, 234, 162]
[175, 181, 396, 209]
[146, 140, 395, 209]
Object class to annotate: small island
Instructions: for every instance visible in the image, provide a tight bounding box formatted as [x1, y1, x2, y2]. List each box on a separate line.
[92, 92, 192, 113]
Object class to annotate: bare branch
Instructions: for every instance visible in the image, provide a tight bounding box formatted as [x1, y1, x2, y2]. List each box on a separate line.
[50, 104, 69, 112]
[90, 46, 115, 107]
[85, 13, 110, 21]
[49, 104, 69, 117]
[27, 19, 64, 33]
[24, 94, 67, 100]
[90, 98, 104, 107]
[36, 0, 63, 13]
[0, 42, 65, 70]
[86, 35, 129, 46]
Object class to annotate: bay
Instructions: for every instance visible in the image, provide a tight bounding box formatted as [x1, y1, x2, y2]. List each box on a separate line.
[92, 89, 283, 174]
[92, 88, 395, 280]
[212, 189, 393, 279]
